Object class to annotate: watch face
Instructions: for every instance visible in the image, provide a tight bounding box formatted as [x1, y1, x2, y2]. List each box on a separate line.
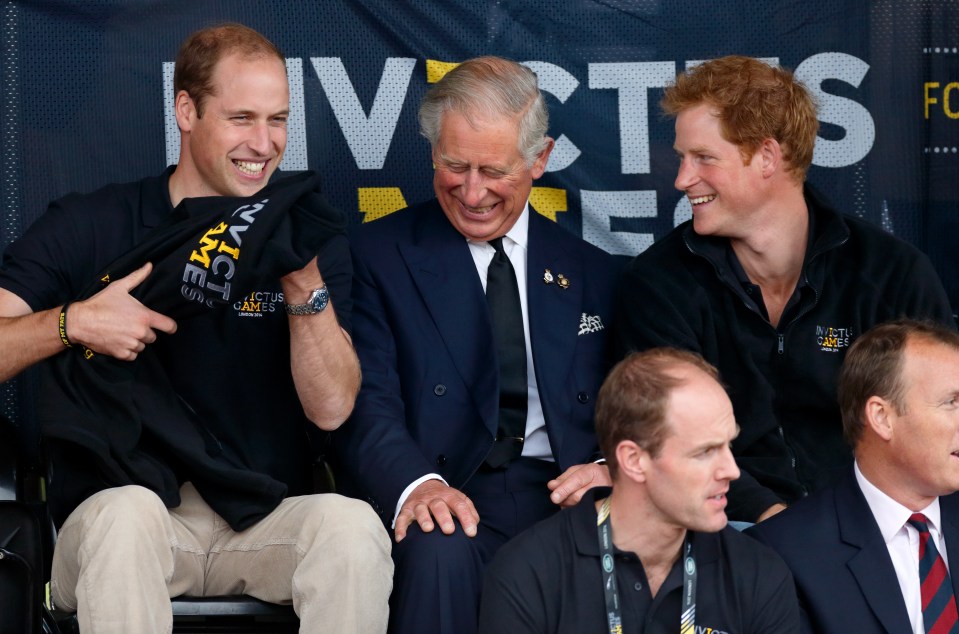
[311, 287, 330, 312]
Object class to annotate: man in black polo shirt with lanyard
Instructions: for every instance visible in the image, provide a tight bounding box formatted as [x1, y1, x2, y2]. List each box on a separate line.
[479, 348, 799, 633]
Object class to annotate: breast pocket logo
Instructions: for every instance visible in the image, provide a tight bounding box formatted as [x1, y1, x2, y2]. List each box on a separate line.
[815, 325, 853, 353]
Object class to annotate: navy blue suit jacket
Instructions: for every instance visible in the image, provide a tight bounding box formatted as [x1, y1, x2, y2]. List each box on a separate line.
[333, 199, 618, 520]
[748, 468, 959, 633]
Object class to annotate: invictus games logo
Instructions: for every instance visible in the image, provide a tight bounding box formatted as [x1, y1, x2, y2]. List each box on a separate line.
[815, 324, 853, 353]
[181, 198, 268, 308]
[233, 290, 283, 318]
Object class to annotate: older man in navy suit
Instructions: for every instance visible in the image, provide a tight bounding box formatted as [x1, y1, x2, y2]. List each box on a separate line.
[332, 56, 619, 634]
[749, 319, 959, 633]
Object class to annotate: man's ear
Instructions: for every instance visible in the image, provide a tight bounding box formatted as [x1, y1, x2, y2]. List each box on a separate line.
[529, 137, 555, 180]
[174, 90, 197, 134]
[615, 440, 648, 484]
[864, 395, 895, 441]
[758, 138, 783, 178]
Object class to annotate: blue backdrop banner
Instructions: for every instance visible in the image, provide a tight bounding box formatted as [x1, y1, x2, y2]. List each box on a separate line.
[3, 0, 958, 307]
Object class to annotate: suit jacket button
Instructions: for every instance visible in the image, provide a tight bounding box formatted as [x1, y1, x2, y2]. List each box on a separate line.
[436, 455, 447, 467]
[433, 384, 447, 396]
[577, 391, 590, 404]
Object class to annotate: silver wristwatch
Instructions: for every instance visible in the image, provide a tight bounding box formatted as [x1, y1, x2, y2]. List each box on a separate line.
[284, 286, 330, 315]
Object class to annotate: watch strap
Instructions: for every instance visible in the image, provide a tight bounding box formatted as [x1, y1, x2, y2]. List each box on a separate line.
[284, 285, 329, 315]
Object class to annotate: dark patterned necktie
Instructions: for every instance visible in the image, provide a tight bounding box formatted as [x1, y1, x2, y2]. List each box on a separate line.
[907, 513, 959, 634]
[483, 237, 527, 469]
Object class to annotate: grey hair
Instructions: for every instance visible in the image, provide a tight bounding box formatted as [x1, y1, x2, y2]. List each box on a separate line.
[418, 56, 550, 167]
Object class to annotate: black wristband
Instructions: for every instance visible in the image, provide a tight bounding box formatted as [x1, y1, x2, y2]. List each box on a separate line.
[58, 303, 73, 348]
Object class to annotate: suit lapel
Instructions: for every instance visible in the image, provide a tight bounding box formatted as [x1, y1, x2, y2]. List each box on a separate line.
[526, 210, 582, 453]
[838, 472, 913, 633]
[398, 201, 498, 434]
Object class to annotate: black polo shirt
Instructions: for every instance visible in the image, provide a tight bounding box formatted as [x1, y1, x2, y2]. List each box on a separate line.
[0, 167, 352, 528]
[479, 488, 800, 634]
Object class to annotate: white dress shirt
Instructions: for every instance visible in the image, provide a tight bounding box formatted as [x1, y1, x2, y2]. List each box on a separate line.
[394, 204, 552, 524]
[856, 461, 949, 634]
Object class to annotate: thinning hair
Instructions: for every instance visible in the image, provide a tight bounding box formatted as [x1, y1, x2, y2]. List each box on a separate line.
[174, 23, 284, 117]
[839, 319, 959, 447]
[661, 55, 818, 183]
[418, 56, 549, 167]
[596, 348, 720, 479]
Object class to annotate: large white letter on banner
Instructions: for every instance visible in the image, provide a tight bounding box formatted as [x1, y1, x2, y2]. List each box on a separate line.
[523, 61, 581, 172]
[588, 62, 676, 174]
[311, 57, 416, 170]
[797, 52, 875, 168]
[581, 189, 658, 256]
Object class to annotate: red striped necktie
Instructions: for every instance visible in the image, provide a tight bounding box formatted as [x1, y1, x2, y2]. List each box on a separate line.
[908, 513, 959, 634]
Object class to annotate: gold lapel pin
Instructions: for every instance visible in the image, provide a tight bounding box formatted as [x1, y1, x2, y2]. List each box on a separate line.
[557, 274, 570, 289]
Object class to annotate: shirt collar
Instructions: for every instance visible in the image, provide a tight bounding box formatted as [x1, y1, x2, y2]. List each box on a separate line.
[572, 487, 721, 567]
[855, 460, 943, 542]
[466, 201, 530, 250]
[141, 165, 178, 228]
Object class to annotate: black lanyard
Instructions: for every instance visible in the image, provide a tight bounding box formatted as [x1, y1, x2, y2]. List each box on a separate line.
[596, 497, 697, 634]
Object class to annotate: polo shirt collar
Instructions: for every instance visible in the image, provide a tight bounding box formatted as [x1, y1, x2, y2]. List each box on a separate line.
[571, 487, 722, 567]
[140, 165, 178, 229]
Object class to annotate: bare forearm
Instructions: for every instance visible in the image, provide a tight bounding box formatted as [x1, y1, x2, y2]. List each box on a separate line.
[0, 308, 68, 382]
[282, 256, 361, 429]
[287, 304, 361, 429]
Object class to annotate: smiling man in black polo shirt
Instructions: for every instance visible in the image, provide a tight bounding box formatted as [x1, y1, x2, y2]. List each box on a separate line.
[0, 23, 391, 633]
[479, 348, 799, 634]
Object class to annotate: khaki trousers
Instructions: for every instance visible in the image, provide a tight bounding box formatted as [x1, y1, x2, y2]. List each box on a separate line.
[51, 483, 392, 633]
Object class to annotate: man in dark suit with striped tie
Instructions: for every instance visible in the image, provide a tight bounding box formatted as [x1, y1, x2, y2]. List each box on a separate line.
[749, 319, 959, 633]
